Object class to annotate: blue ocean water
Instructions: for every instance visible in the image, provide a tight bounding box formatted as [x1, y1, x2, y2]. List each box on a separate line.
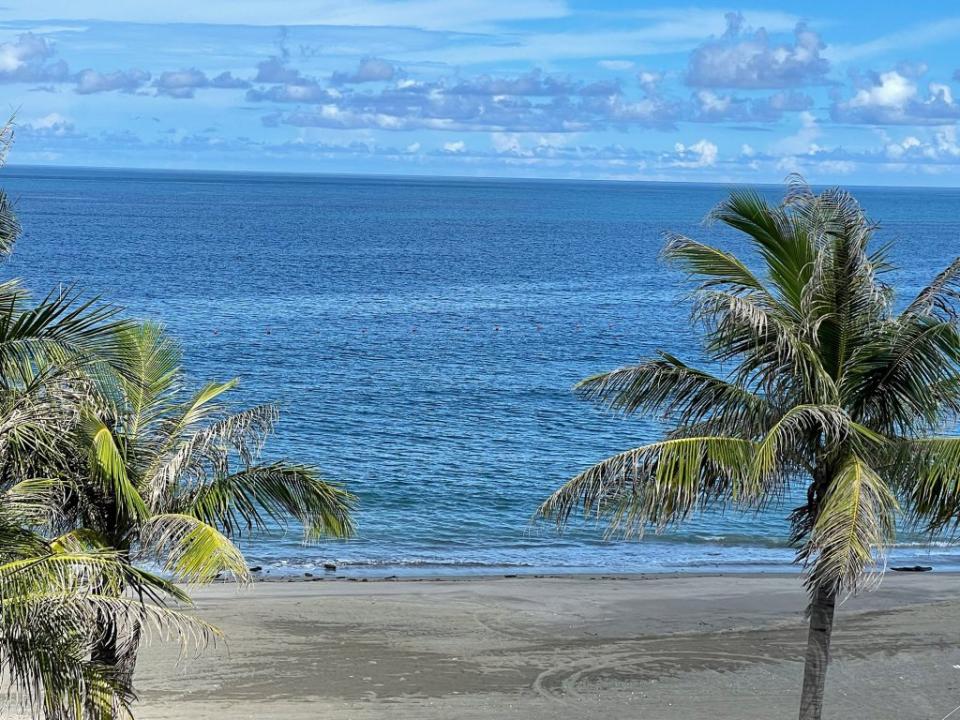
[6, 166, 960, 576]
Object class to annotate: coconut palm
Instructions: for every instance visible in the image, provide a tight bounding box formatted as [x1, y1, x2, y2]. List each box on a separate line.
[538, 177, 960, 720]
[0, 119, 208, 718]
[0, 501, 216, 720]
[34, 321, 354, 695]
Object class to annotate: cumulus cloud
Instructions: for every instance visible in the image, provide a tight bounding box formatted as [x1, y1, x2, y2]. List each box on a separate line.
[210, 71, 250, 89]
[252, 67, 678, 133]
[246, 82, 334, 103]
[155, 68, 208, 98]
[19, 112, 80, 138]
[0, 33, 69, 83]
[831, 69, 960, 125]
[636, 71, 662, 93]
[331, 57, 397, 85]
[884, 127, 960, 162]
[153, 68, 250, 98]
[686, 12, 829, 89]
[691, 89, 811, 123]
[442, 140, 466, 153]
[672, 139, 718, 167]
[254, 56, 304, 84]
[75, 68, 151, 94]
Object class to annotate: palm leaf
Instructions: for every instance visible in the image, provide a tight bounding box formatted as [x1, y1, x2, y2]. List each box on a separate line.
[188, 463, 356, 541]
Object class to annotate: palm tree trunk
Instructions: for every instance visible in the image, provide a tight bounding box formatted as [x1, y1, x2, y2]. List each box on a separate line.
[799, 584, 837, 720]
[88, 615, 141, 718]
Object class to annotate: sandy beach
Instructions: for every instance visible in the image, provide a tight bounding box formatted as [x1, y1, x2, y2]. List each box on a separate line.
[129, 572, 960, 719]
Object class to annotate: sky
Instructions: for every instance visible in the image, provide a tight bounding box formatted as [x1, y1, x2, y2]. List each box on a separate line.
[1, 1, 959, 185]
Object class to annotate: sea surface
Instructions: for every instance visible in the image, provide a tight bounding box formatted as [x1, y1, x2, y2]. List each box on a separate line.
[6, 166, 960, 576]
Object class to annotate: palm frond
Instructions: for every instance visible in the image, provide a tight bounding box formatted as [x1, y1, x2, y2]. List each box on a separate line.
[662, 234, 769, 296]
[801, 455, 897, 596]
[143, 403, 279, 509]
[709, 188, 815, 310]
[140, 513, 250, 584]
[188, 463, 356, 541]
[901, 257, 960, 321]
[574, 352, 775, 433]
[80, 412, 148, 522]
[536, 436, 761, 537]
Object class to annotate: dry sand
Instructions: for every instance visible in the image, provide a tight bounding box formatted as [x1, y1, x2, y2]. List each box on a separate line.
[129, 573, 960, 719]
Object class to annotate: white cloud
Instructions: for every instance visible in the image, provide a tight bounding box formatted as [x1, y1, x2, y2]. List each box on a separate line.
[847, 71, 915, 110]
[686, 12, 829, 89]
[491, 132, 521, 154]
[442, 140, 466, 153]
[832, 69, 960, 125]
[884, 128, 960, 161]
[672, 139, 718, 167]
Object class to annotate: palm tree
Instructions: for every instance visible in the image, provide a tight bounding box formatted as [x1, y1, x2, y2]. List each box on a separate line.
[0, 119, 211, 718]
[34, 321, 354, 695]
[538, 177, 960, 720]
[0, 499, 216, 720]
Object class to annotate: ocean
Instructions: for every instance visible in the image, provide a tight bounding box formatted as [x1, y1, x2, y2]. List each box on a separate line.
[6, 166, 960, 576]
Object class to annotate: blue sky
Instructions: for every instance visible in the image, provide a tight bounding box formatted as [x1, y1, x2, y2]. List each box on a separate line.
[2, 1, 959, 185]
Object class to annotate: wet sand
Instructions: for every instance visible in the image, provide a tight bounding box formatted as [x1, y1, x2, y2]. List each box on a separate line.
[131, 573, 960, 719]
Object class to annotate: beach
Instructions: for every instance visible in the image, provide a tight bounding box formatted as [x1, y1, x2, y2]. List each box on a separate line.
[130, 573, 960, 719]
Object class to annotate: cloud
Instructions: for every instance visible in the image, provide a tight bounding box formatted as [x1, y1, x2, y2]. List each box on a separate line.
[246, 82, 334, 104]
[672, 139, 718, 167]
[19, 112, 80, 138]
[831, 69, 960, 125]
[153, 68, 251, 98]
[155, 67, 208, 98]
[772, 110, 821, 155]
[884, 127, 960, 162]
[442, 140, 466, 153]
[74, 68, 151, 94]
[828, 17, 960, 62]
[331, 57, 397, 85]
[690, 89, 812, 123]
[254, 56, 304, 84]
[447, 69, 611, 97]
[686, 12, 830, 89]
[0, 33, 69, 83]
[252, 66, 679, 132]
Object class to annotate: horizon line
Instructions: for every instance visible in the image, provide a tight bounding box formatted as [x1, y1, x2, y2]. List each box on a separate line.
[5, 162, 960, 192]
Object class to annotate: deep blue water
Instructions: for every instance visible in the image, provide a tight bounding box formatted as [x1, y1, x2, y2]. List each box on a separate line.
[6, 166, 960, 576]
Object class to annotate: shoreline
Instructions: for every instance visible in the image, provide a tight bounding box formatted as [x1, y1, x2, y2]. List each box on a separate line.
[128, 572, 960, 719]
[227, 566, 949, 583]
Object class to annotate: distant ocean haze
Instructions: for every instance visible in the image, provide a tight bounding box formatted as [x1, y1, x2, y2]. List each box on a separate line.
[8, 166, 960, 576]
